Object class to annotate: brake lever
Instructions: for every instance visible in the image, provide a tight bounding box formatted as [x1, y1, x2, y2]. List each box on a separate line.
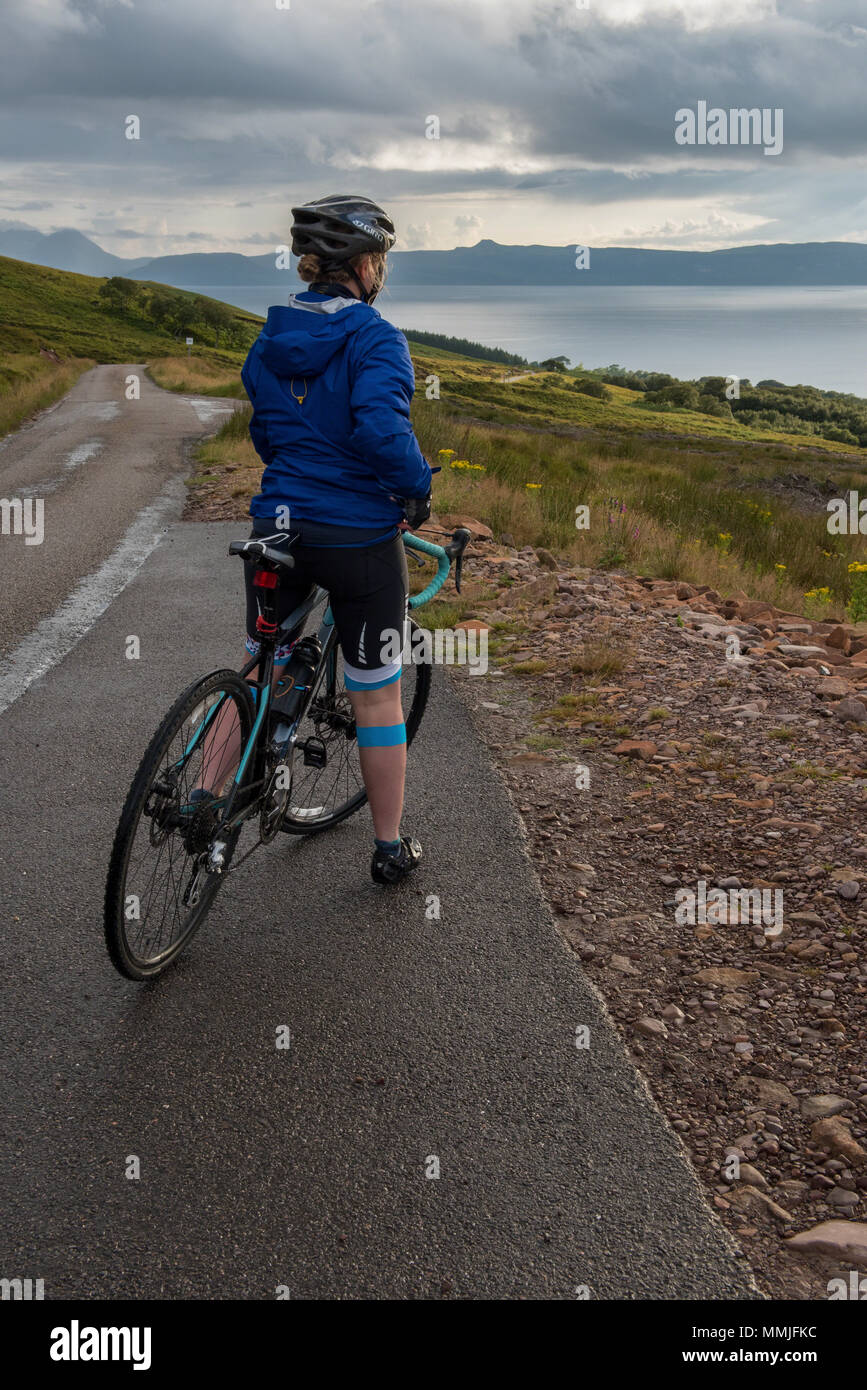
[444, 526, 471, 594]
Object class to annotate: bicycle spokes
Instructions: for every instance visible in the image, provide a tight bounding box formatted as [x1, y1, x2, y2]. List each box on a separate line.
[105, 671, 255, 978]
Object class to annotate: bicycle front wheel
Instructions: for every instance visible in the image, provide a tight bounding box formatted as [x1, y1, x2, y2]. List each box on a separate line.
[104, 669, 255, 980]
[281, 617, 431, 835]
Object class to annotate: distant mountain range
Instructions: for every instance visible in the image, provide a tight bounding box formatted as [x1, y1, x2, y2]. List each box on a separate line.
[3, 223, 867, 287]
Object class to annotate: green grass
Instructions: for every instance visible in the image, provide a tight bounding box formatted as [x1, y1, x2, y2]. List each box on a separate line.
[512, 658, 549, 674]
[0, 353, 93, 437]
[409, 353, 864, 453]
[0, 254, 260, 437]
[539, 693, 586, 721]
[525, 733, 564, 751]
[786, 762, 844, 781]
[408, 375, 867, 607]
[569, 639, 628, 679]
[412, 597, 472, 630]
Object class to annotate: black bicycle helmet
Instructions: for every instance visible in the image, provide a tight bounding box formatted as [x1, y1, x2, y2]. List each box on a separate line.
[290, 194, 396, 302]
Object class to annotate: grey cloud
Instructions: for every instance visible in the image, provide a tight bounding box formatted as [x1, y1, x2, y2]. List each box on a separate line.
[0, 0, 865, 249]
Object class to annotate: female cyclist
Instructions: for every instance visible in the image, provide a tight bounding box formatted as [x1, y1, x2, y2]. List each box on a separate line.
[238, 194, 433, 885]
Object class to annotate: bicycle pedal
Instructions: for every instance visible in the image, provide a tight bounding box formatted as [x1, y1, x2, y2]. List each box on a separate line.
[301, 737, 327, 768]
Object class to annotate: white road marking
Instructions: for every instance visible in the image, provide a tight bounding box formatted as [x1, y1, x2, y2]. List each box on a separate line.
[0, 477, 185, 718]
[54, 401, 120, 424]
[186, 398, 239, 426]
[16, 439, 104, 499]
[64, 440, 102, 471]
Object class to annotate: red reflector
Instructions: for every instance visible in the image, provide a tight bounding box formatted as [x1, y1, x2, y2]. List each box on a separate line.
[253, 568, 278, 588]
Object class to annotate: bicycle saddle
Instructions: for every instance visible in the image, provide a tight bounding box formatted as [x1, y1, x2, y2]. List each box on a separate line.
[228, 538, 296, 572]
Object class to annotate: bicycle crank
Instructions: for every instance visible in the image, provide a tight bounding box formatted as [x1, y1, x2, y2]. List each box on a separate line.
[259, 762, 293, 843]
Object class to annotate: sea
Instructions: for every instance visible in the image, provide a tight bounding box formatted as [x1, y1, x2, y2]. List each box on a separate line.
[185, 284, 867, 398]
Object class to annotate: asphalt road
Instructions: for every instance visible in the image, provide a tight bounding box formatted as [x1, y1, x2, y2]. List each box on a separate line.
[0, 363, 238, 661]
[0, 372, 758, 1299]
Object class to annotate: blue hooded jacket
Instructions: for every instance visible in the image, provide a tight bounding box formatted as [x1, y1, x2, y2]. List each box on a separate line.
[241, 290, 432, 529]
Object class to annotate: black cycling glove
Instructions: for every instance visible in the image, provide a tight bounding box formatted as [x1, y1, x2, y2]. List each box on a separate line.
[403, 494, 432, 529]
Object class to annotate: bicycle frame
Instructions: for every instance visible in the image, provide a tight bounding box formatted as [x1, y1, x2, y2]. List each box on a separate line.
[178, 531, 457, 845]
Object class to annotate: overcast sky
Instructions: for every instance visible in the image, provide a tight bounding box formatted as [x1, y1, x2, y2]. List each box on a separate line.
[1, 0, 866, 257]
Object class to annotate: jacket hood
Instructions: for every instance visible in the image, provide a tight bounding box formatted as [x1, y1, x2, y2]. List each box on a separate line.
[259, 295, 368, 378]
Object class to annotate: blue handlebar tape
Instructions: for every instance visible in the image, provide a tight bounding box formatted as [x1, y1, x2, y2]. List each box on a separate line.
[403, 533, 450, 609]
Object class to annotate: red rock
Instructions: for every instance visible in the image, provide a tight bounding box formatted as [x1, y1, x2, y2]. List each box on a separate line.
[785, 1221, 867, 1266]
[436, 514, 494, 541]
[761, 817, 823, 835]
[826, 625, 852, 652]
[501, 575, 557, 607]
[815, 677, 852, 697]
[798, 941, 829, 959]
[833, 695, 867, 721]
[740, 600, 777, 622]
[810, 1118, 866, 1165]
[614, 739, 658, 761]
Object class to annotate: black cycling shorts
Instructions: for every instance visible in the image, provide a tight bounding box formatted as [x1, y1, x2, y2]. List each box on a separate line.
[243, 520, 409, 687]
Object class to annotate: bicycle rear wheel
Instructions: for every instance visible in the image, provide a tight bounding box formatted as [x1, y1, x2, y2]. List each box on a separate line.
[281, 615, 431, 834]
[104, 669, 255, 980]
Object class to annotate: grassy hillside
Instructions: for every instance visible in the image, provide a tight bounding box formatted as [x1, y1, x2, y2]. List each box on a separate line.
[4, 255, 867, 617]
[181, 341, 867, 619]
[406, 347, 863, 454]
[0, 254, 259, 434]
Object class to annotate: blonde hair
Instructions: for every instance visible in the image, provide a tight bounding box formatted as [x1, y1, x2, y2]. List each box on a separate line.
[297, 250, 388, 296]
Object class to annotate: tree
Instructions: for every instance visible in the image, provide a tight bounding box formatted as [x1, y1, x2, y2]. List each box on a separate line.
[199, 298, 234, 347]
[98, 276, 139, 315]
[573, 377, 609, 400]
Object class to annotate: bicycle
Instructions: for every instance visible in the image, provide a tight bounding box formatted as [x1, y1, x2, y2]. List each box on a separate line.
[104, 524, 471, 980]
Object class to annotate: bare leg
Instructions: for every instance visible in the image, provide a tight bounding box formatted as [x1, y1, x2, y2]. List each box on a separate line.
[347, 680, 406, 841]
[199, 657, 407, 842]
[197, 649, 276, 795]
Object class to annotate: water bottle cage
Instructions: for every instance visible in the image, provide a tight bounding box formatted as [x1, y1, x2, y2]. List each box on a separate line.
[271, 682, 311, 720]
